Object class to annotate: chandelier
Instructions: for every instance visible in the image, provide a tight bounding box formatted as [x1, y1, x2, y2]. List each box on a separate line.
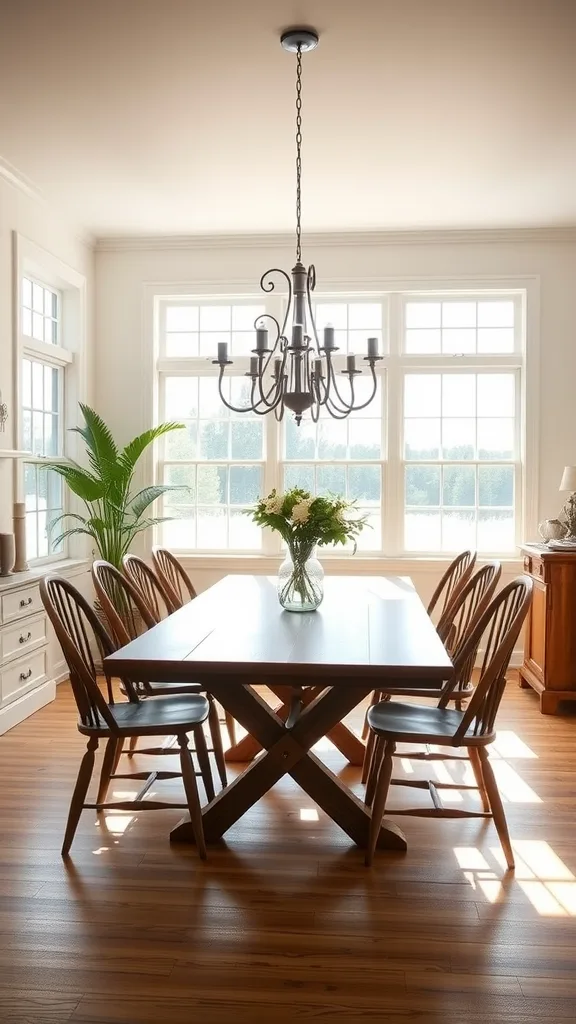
[214, 27, 381, 425]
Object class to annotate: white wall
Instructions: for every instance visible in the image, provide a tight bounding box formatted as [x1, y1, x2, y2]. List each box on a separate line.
[94, 228, 576, 605]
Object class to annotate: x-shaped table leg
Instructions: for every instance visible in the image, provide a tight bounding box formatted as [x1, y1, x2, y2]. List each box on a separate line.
[170, 679, 407, 851]
[224, 683, 366, 765]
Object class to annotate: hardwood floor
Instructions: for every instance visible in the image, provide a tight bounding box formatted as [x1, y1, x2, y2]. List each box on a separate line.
[0, 680, 575, 1023]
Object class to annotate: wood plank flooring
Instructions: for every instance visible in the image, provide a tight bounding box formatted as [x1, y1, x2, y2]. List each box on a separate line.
[0, 680, 575, 1023]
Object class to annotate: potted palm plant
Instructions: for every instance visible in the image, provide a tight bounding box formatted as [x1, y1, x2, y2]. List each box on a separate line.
[44, 403, 184, 568]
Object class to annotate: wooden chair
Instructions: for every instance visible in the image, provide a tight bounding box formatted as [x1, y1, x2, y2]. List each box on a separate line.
[364, 576, 533, 869]
[93, 560, 225, 790]
[40, 575, 208, 859]
[122, 553, 179, 618]
[152, 546, 197, 606]
[361, 550, 477, 742]
[361, 561, 502, 782]
[151, 547, 237, 749]
[428, 549, 477, 623]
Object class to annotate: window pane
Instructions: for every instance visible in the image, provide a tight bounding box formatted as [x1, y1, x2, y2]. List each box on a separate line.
[477, 374, 515, 416]
[478, 510, 514, 551]
[405, 510, 441, 550]
[442, 302, 476, 328]
[405, 465, 441, 506]
[284, 464, 315, 492]
[405, 328, 440, 354]
[348, 419, 381, 460]
[349, 465, 381, 504]
[229, 509, 261, 549]
[405, 419, 440, 460]
[348, 303, 382, 329]
[166, 306, 199, 332]
[443, 465, 475, 506]
[285, 419, 315, 460]
[165, 332, 199, 356]
[477, 328, 514, 353]
[478, 465, 514, 506]
[406, 302, 441, 329]
[404, 375, 441, 418]
[231, 420, 263, 460]
[477, 419, 514, 460]
[165, 377, 198, 419]
[199, 306, 231, 331]
[197, 507, 227, 548]
[229, 465, 261, 505]
[442, 510, 476, 550]
[441, 418, 475, 460]
[165, 464, 196, 504]
[166, 423, 197, 460]
[22, 278, 32, 308]
[199, 421, 229, 459]
[317, 465, 346, 496]
[477, 300, 514, 328]
[232, 305, 265, 330]
[442, 328, 475, 354]
[442, 375, 476, 417]
[197, 465, 227, 503]
[318, 420, 347, 460]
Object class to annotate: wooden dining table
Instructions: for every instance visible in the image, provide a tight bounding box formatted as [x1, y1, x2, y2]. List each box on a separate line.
[104, 574, 453, 851]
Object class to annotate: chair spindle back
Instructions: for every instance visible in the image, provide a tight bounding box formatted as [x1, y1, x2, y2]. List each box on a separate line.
[427, 550, 476, 620]
[450, 577, 533, 741]
[152, 546, 196, 608]
[122, 554, 177, 620]
[92, 560, 156, 647]
[438, 560, 501, 654]
[40, 576, 121, 731]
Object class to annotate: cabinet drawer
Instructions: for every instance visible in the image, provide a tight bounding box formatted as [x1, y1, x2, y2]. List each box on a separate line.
[0, 614, 47, 665]
[1, 585, 42, 625]
[1, 649, 47, 706]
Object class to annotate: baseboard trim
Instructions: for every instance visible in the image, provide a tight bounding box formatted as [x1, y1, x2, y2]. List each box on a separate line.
[0, 679, 56, 735]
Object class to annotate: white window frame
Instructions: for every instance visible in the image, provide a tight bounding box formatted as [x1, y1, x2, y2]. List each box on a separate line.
[151, 277, 536, 565]
[13, 234, 87, 566]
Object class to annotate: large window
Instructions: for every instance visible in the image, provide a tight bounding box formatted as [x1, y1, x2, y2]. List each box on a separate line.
[20, 276, 70, 561]
[156, 290, 526, 556]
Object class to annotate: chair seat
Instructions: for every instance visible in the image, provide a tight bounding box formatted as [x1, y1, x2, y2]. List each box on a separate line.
[367, 700, 491, 745]
[80, 694, 210, 737]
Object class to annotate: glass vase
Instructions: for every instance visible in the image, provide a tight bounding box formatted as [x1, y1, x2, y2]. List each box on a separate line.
[277, 542, 324, 612]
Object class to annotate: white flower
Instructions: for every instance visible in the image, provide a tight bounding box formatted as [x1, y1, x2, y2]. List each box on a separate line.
[291, 498, 313, 524]
[263, 494, 284, 515]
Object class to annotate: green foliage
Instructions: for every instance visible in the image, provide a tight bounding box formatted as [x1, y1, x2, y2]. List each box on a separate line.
[246, 487, 368, 557]
[42, 403, 185, 568]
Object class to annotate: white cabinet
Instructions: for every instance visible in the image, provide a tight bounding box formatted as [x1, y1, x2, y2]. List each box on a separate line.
[0, 577, 53, 734]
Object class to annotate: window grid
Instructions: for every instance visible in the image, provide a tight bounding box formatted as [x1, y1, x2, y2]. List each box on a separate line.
[156, 290, 525, 556]
[22, 277, 60, 345]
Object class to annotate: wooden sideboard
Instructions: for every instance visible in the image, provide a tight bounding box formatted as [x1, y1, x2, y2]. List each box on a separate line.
[520, 543, 576, 714]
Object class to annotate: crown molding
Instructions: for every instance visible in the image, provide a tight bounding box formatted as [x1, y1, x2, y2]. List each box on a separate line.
[0, 155, 95, 251]
[95, 225, 576, 253]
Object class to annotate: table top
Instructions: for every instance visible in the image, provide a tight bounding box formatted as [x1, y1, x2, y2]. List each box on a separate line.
[104, 574, 453, 686]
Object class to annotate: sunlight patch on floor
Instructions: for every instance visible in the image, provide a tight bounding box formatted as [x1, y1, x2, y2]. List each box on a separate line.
[300, 808, 319, 821]
[456, 842, 576, 916]
[491, 731, 538, 760]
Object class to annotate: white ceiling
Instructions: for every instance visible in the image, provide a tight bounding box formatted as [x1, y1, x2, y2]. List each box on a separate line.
[1, 0, 575, 238]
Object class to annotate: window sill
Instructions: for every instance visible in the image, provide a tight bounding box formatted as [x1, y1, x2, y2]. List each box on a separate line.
[175, 552, 524, 575]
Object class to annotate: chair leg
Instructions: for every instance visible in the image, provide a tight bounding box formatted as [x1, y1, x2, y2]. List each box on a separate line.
[478, 747, 515, 870]
[112, 736, 123, 775]
[177, 734, 207, 860]
[365, 740, 396, 867]
[468, 746, 490, 813]
[364, 734, 385, 806]
[97, 736, 120, 805]
[62, 736, 98, 857]
[224, 710, 236, 747]
[194, 725, 215, 802]
[361, 690, 379, 740]
[361, 728, 376, 786]
[208, 696, 227, 789]
[128, 735, 138, 757]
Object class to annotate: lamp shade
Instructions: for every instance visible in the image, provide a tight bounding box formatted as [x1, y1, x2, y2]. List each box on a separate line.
[559, 466, 576, 491]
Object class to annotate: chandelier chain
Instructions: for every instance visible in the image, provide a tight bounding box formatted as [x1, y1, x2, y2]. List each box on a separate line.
[295, 45, 303, 263]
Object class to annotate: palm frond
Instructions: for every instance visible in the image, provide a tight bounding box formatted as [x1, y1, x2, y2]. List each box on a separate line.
[70, 404, 120, 482]
[119, 422, 184, 473]
[44, 462, 106, 502]
[128, 484, 185, 522]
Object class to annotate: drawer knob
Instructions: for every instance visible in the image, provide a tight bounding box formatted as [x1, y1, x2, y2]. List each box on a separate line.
[19, 632, 32, 644]
[19, 597, 33, 608]
[19, 668, 33, 681]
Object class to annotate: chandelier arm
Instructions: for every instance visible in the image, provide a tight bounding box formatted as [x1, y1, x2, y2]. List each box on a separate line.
[260, 269, 293, 339]
[324, 355, 358, 413]
[254, 344, 289, 408]
[217, 369, 260, 414]
[343, 363, 380, 412]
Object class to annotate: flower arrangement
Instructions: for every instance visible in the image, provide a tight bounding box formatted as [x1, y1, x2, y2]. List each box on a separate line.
[246, 488, 368, 610]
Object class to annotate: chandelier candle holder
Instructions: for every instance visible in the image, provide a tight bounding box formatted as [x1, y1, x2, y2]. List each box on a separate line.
[213, 28, 382, 425]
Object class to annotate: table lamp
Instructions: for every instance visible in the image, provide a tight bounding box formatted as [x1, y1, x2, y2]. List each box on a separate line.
[559, 466, 576, 538]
